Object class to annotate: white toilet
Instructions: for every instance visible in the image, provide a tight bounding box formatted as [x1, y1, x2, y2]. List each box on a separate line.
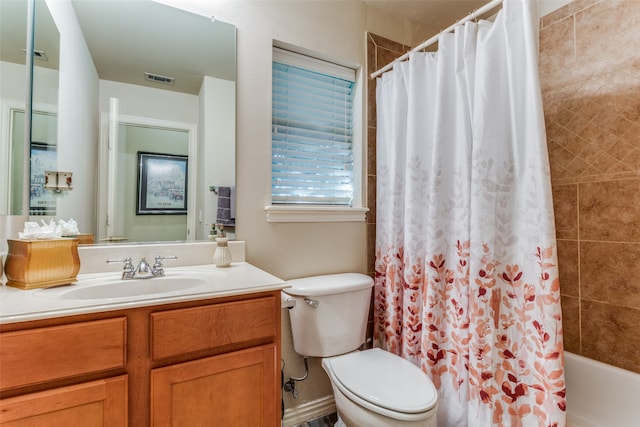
[283, 273, 438, 427]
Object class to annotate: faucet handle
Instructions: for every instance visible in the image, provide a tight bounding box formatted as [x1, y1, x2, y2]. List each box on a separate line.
[106, 257, 132, 264]
[152, 255, 177, 277]
[107, 257, 135, 279]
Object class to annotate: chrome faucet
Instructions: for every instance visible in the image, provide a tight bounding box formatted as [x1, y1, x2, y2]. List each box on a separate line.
[134, 257, 153, 279]
[107, 255, 177, 279]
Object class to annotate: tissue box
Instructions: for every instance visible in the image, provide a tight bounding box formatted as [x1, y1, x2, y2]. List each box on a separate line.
[4, 238, 80, 290]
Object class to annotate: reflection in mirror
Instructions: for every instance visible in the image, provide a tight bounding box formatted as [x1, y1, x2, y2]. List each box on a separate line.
[3, 0, 236, 244]
[0, 0, 60, 216]
[74, 0, 236, 244]
[99, 112, 196, 243]
[29, 112, 58, 216]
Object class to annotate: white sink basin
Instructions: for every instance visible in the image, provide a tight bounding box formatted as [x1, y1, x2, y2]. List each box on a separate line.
[35, 276, 210, 301]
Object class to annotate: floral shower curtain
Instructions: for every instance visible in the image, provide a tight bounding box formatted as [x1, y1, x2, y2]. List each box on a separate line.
[374, 1, 566, 426]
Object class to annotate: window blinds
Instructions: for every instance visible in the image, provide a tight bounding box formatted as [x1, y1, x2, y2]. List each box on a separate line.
[272, 48, 355, 205]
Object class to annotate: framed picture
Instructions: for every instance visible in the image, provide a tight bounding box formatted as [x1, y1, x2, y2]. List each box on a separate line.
[30, 142, 57, 215]
[136, 152, 188, 215]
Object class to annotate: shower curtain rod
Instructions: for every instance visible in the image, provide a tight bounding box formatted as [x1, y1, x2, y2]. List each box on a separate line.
[370, 0, 504, 79]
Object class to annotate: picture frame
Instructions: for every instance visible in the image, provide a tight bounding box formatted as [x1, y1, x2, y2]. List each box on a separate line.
[136, 152, 188, 215]
[30, 142, 57, 215]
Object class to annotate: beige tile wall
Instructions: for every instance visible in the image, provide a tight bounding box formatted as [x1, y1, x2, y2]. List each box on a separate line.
[540, 0, 640, 373]
[366, 32, 411, 268]
[366, 34, 410, 340]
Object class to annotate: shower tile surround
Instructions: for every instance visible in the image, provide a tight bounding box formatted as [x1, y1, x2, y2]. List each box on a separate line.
[366, 33, 411, 340]
[541, 0, 640, 373]
[367, 0, 640, 374]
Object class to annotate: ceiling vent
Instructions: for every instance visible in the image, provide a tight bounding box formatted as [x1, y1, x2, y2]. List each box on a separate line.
[22, 49, 48, 61]
[34, 49, 48, 61]
[144, 72, 175, 86]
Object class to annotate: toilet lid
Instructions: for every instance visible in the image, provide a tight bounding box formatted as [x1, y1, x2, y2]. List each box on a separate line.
[329, 348, 437, 414]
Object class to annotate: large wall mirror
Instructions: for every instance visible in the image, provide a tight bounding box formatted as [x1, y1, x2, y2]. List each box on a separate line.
[1, 0, 236, 244]
[1, 0, 60, 217]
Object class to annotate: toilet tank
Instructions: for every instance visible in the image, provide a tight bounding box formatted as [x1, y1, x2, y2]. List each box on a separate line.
[283, 273, 374, 357]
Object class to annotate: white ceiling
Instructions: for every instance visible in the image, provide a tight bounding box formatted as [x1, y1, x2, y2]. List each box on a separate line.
[1, 0, 571, 95]
[70, 0, 237, 94]
[364, 0, 490, 35]
[364, 0, 572, 34]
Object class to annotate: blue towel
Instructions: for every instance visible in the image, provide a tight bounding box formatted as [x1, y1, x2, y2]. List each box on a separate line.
[216, 186, 235, 226]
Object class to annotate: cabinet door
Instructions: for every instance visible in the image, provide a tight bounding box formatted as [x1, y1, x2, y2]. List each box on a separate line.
[0, 376, 128, 427]
[151, 344, 278, 427]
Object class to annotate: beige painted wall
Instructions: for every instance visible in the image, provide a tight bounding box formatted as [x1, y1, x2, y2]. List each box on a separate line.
[154, 0, 430, 414]
[160, 0, 424, 281]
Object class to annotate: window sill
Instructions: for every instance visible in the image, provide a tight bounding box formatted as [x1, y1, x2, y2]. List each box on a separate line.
[264, 206, 368, 223]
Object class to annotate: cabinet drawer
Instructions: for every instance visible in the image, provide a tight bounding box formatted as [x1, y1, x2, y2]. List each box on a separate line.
[0, 317, 126, 390]
[151, 296, 277, 360]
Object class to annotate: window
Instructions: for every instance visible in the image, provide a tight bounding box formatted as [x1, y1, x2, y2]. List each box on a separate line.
[271, 47, 356, 209]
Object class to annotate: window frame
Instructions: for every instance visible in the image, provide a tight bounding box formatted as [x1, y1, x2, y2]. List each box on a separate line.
[266, 43, 366, 223]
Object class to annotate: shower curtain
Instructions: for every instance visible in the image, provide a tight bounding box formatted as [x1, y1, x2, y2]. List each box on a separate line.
[374, 1, 566, 426]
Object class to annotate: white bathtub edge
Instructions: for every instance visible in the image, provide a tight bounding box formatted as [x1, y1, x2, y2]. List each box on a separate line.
[565, 351, 640, 427]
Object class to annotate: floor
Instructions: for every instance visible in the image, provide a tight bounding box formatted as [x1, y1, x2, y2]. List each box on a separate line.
[293, 412, 337, 427]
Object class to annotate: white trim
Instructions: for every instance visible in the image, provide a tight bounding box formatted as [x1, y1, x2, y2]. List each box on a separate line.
[265, 206, 368, 223]
[1, 100, 57, 216]
[106, 98, 119, 241]
[282, 395, 336, 427]
[0, 100, 25, 214]
[273, 47, 355, 82]
[271, 43, 364, 209]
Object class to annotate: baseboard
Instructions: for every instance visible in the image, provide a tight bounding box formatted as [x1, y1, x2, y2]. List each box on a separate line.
[282, 395, 336, 427]
[566, 413, 597, 427]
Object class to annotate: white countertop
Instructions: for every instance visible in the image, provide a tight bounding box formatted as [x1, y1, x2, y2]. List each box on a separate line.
[0, 262, 288, 324]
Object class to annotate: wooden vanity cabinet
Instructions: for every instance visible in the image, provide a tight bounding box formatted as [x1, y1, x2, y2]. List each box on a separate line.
[0, 317, 128, 426]
[0, 290, 282, 427]
[151, 344, 278, 425]
[148, 294, 280, 426]
[0, 376, 129, 426]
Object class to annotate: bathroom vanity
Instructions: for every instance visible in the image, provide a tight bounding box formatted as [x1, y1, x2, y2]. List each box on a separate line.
[0, 256, 287, 426]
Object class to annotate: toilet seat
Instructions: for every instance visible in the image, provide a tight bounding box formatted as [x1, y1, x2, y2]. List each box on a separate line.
[323, 348, 437, 421]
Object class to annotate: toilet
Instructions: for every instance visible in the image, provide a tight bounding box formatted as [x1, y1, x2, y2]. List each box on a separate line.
[283, 273, 438, 427]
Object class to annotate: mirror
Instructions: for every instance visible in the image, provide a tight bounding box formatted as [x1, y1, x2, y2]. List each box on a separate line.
[2, 0, 236, 244]
[1, 0, 60, 216]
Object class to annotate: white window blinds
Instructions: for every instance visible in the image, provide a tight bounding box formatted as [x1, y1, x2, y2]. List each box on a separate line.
[272, 47, 356, 205]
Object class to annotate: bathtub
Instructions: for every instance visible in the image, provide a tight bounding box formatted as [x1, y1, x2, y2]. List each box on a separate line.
[565, 351, 640, 427]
